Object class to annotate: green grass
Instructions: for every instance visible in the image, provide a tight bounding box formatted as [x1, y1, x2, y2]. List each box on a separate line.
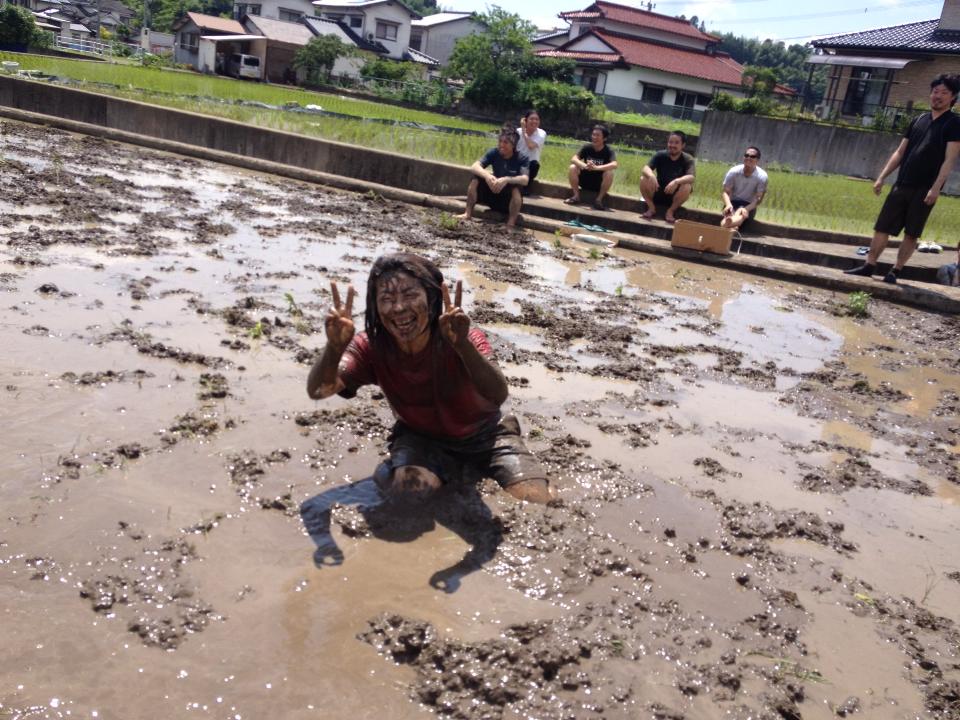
[4, 51, 959, 244]
[602, 109, 700, 137]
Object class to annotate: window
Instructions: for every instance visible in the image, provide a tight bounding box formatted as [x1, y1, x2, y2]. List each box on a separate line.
[278, 7, 303, 21]
[234, 2, 260, 17]
[675, 91, 710, 108]
[348, 15, 362, 28]
[578, 69, 606, 94]
[410, 29, 422, 50]
[375, 20, 397, 40]
[181, 31, 199, 50]
[841, 67, 890, 116]
[642, 85, 664, 103]
[325, 13, 343, 21]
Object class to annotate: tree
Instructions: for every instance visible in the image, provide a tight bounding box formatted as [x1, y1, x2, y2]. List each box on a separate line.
[742, 65, 777, 98]
[294, 35, 353, 84]
[403, 0, 438, 16]
[446, 6, 536, 81]
[0, 5, 43, 48]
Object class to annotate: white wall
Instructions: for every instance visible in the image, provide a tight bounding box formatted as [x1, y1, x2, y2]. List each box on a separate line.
[364, 2, 410, 60]
[256, 0, 314, 21]
[421, 17, 480, 65]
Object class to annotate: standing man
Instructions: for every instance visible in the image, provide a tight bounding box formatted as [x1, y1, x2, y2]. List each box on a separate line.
[516, 109, 546, 195]
[640, 130, 696, 223]
[566, 124, 618, 211]
[845, 74, 960, 284]
[460, 129, 529, 227]
[720, 146, 768, 230]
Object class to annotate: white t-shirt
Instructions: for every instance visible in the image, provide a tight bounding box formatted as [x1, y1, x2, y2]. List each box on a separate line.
[723, 164, 768, 203]
[516, 127, 547, 163]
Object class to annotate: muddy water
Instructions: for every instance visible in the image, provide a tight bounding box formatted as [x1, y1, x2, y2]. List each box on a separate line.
[2, 119, 959, 720]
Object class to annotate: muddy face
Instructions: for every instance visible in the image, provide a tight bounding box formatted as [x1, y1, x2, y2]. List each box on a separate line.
[375, 271, 432, 352]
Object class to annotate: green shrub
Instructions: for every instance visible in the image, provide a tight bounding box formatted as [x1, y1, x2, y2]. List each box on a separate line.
[519, 78, 595, 121]
[361, 58, 415, 82]
[0, 5, 38, 48]
[709, 92, 737, 111]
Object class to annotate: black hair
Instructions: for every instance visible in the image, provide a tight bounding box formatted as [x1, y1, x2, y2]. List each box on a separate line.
[669, 130, 687, 144]
[931, 74, 960, 105]
[592, 124, 609, 139]
[523, 109, 540, 120]
[746, 145, 761, 158]
[364, 253, 444, 349]
[499, 122, 518, 147]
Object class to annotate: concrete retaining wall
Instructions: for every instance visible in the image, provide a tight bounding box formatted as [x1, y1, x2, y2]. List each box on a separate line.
[698, 110, 960, 195]
[0, 75, 474, 196]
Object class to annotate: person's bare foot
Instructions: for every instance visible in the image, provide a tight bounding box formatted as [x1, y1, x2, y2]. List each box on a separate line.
[640, 209, 655, 220]
[665, 211, 677, 224]
[505, 478, 552, 503]
[563, 196, 580, 205]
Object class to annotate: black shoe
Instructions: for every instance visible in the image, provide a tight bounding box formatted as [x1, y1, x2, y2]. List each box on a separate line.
[844, 263, 876, 277]
[882, 269, 899, 284]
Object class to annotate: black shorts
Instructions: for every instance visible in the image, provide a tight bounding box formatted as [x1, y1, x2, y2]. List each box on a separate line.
[730, 198, 756, 222]
[477, 181, 515, 213]
[578, 169, 604, 192]
[874, 185, 934, 238]
[383, 415, 546, 489]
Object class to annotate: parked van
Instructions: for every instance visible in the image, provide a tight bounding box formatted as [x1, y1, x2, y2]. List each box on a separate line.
[227, 53, 261, 81]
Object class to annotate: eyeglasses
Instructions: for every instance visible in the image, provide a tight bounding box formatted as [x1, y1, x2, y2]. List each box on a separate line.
[744, 153, 759, 159]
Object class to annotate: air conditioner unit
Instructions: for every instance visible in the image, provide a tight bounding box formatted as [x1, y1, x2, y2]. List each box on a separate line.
[813, 104, 825, 119]
[366, 32, 374, 41]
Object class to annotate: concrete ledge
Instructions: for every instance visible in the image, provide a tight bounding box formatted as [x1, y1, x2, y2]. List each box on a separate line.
[2, 102, 958, 314]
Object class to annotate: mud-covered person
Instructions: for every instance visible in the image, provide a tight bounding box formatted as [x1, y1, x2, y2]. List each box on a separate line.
[460, 126, 529, 227]
[306, 253, 552, 504]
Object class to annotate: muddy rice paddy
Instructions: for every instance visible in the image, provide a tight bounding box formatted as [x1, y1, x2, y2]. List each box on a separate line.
[1, 118, 959, 720]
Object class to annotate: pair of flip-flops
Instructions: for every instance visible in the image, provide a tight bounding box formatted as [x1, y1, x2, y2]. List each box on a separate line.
[918, 241, 943, 253]
[855, 246, 869, 256]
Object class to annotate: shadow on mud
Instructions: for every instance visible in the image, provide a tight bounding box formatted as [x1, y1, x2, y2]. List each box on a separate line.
[300, 474, 504, 593]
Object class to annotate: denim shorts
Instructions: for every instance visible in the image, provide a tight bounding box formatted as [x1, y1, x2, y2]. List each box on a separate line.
[383, 414, 546, 489]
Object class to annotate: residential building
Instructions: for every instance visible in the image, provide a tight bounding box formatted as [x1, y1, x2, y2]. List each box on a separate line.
[409, 11, 481, 66]
[311, 0, 419, 62]
[231, 0, 315, 24]
[809, 0, 960, 121]
[242, 14, 315, 82]
[535, 0, 766, 119]
[171, 12, 252, 72]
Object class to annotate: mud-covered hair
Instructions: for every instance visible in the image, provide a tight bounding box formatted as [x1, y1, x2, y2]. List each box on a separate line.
[499, 122, 518, 147]
[365, 253, 444, 348]
[592, 124, 610, 140]
[931, 73, 960, 105]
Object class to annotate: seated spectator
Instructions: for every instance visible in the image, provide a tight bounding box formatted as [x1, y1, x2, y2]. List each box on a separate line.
[720, 145, 768, 230]
[640, 131, 695, 223]
[460, 129, 529, 227]
[565, 125, 618, 211]
[516, 109, 546, 195]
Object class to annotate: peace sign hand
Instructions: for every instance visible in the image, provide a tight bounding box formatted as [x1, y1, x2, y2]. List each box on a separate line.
[439, 280, 470, 349]
[325, 282, 356, 353]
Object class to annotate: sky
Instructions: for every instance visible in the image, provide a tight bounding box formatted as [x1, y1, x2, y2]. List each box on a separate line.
[440, 0, 947, 44]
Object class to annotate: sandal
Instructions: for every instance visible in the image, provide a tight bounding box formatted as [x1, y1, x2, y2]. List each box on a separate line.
[563, 197, 580, 205]
[592, 201, 608, 211]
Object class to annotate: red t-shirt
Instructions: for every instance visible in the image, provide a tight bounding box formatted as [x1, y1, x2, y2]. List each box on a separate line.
[337, 328, 501, 440]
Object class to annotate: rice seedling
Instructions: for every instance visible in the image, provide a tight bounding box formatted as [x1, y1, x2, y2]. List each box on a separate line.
[846, 291, 871, 317]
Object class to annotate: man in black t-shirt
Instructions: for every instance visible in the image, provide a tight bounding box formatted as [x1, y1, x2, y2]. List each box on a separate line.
[845, 73, 960, 284]
[566, 125, 619, 211]
[461, 131, 529, 227]
[640, 131, 696, 223]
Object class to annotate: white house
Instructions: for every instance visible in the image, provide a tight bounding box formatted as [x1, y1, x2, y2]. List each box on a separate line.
[171, 13, 253, 72]
[536, 0, 792, 118]
[311, 0, 418, 61]
[301, 15, 386, 78]
[231, 0, 315, 24]
[409, 11, 481, 66]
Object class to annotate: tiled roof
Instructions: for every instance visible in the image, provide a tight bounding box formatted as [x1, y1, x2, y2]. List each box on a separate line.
[560, 1, 719, 43]
[812, 19, 960, 53]
[243, 15, 314, 45]
[404, 46, 439, 64]
[183, 12, 245, 34]
[542, 29, 744, 86]
[537, 50, 623, 65]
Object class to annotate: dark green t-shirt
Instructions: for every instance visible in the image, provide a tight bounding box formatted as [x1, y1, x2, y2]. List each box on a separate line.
[648, 150, 695, 185]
